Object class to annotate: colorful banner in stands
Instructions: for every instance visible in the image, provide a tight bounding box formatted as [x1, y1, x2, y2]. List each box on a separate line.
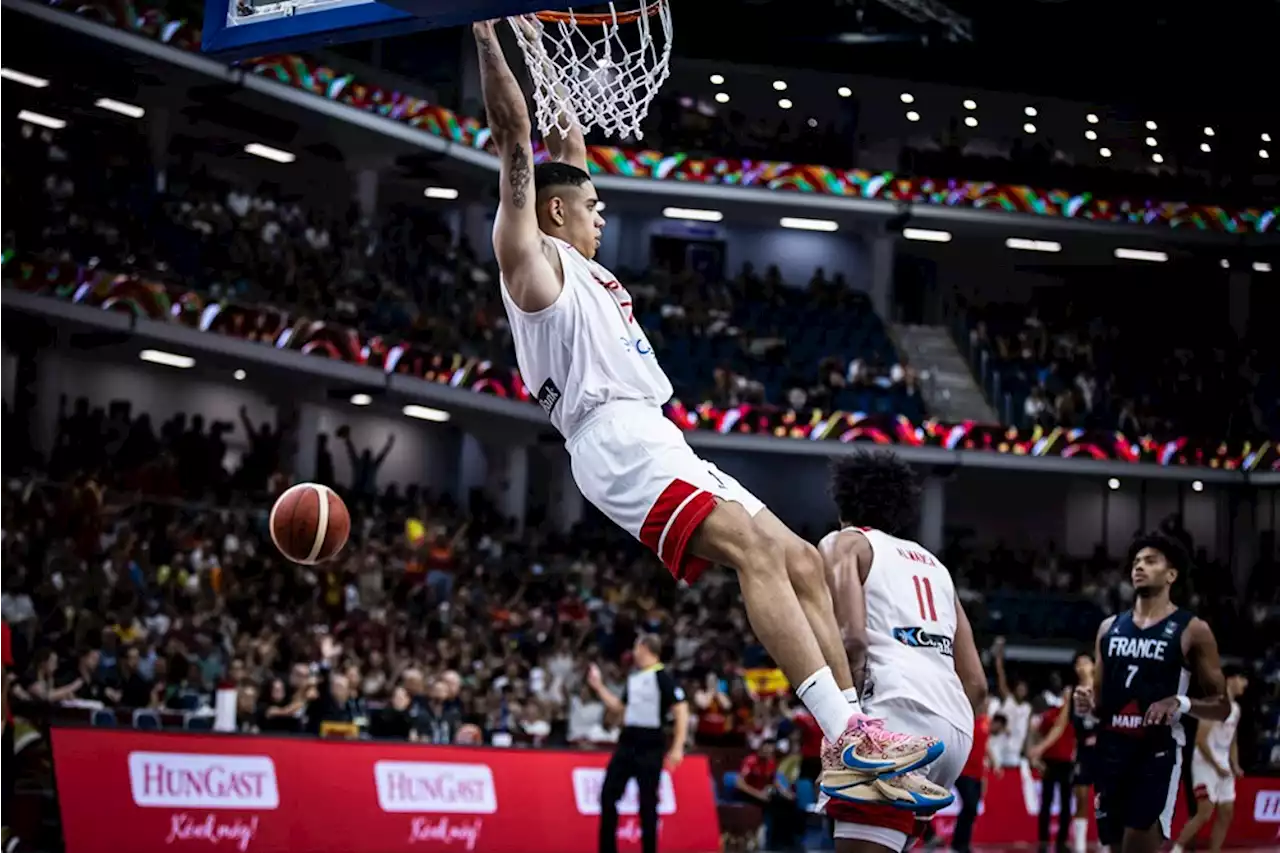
[7, 262, 1276, 471]
[742, 668, 790, 697]
[929, 764, 1280, 846]
[51, 728, 722, 853]
[44, 0, 1280, 233]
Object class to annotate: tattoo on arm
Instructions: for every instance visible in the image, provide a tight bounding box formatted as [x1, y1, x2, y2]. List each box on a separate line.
[508, 145, 531, 209]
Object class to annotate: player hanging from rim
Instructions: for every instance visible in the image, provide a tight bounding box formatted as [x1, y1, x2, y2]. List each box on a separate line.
[1171, 665, 1248, 853]
[470, 17, 943, 793]
[1075, 532, 1230, 853]
[1029, 651, 1100, 853]
[816, 452, 989, 852]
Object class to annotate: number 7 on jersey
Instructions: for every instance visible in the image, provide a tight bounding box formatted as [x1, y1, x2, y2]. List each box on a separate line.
[913, 575, 937, 622]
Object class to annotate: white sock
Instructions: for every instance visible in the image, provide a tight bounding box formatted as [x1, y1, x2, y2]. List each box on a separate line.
[1072, 818, 1088, 853]
[842, 687, 864, 716]
[1170, 845, 1183, 853]
[796, 666, 854, 742]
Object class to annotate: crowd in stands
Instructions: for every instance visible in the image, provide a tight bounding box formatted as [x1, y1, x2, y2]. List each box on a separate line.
[6, 120, 922, 417]
[964, 299, 1275, 441]
[3, 396, 1279, 774]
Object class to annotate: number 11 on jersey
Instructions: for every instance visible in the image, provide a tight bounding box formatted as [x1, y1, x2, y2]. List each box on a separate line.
[913, 575, 937, 622]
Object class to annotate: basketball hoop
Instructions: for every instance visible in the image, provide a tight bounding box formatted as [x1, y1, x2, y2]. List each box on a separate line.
[507, 2, 673, 142]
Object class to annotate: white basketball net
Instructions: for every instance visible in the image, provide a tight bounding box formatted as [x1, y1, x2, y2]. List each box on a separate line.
[508, 2, 673, 142]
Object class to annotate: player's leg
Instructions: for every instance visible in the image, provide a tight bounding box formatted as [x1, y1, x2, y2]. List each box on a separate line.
[1207, 798, 1233, 853]
[1071, 783, 1091, 853]
[1171, 790, 1213, 853]
[751, 508, 856, 692]
[598, 750, 633, 853]
[1120, 750, 1183, 853]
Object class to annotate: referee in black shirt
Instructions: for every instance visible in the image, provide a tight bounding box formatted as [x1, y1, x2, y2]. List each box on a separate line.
[586, 634, 689, 853]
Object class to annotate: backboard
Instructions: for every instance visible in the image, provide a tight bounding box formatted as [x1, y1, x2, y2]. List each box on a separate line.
[202, 0, 572, 61]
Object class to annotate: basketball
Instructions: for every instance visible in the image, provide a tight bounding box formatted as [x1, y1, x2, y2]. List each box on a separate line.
[269, 483, 350, 565]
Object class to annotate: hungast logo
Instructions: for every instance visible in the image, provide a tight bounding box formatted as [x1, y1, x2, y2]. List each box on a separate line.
[1255, 790, 1280, 823]
[128, 753, 280, 809]
[374, 762, 498, 814]
[571, 768, 676, 816]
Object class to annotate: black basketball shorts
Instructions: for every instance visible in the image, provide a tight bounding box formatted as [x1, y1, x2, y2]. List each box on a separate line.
[1094, 744, 1181, 846]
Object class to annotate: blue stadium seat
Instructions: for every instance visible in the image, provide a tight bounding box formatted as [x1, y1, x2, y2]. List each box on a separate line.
[91, 708, 117, 727]
[133, 709, 162, 730]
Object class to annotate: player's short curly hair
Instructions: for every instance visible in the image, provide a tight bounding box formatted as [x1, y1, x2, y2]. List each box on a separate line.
[828, 451, 921, 537]
[1126, 530, 1193, 578]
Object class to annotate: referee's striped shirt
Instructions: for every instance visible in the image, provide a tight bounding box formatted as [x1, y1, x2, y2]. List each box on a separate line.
[618, 664, 685, 751]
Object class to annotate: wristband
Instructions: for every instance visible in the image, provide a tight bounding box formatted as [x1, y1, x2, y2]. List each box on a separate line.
[1175, 695, 1192, 715]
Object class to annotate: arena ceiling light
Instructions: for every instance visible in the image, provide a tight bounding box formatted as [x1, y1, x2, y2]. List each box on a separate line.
[1145, 137, 1158, 147]
[139, 349, 195, 369]
[838, 86, 853, 98]
[900, 92, 914, 104]
[902, 228, 952, 243]
[714, 92, 729, 104]
[350, 393, 372, 406]
[1201, 143, 1212, 153]
[1023, 123, 1036, 134]
[709, 74, 724, 85]
[1146, 121, 1158, 131]
[778, 98, 793, 109]
[1152, 153, 1165, 164]
[244, 142, 295, 164]
[906, 111, 921, 122]
[772, 80, 787, 91]
[1099, 148, 1113, 158]
[95, 97, 145, 119]
[17, 110, 65, 130]
[1107, 478, 1120, 491]
[1255, 262, 1273, 273]
[403, 404, 451, 423]
[1086, 113, 1099, 124]
[424, 186, 459, 200]
[1024, 106, 1037, 117]
[233, 369, 247, 381]
[1263, 133, 1273, 143]
[1191, 480, 1204, 492]
[1114, 248, 1167, 263]
[780, 217, 838, 232]
[1005, 238, 1061, 253]
[963, 99, 977, 110]
[1261, 149, 1271, 160]
[662, 207, 723, 223]
[1204, 127, 1215, 136]
[1, 68, 50, 88]
[964, 116, 978, 128]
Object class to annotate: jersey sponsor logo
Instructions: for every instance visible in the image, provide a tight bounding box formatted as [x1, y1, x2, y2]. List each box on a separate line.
[537, 378, 562, 416]
[891, 626, 954, 657]
[1107, 635, 1171, 661]
[1106, 700, 1145, 734]
[619, 336, 654, 356]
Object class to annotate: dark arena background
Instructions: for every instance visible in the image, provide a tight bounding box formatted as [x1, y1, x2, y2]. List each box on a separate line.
[1, 0, 1277, 850]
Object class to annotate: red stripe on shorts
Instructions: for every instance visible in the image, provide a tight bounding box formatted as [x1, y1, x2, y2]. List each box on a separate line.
[639, 479, 717, 584]
[826, 801, 918, 836]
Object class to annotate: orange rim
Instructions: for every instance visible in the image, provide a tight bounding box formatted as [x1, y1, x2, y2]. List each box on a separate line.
[533, 1, 664, 25]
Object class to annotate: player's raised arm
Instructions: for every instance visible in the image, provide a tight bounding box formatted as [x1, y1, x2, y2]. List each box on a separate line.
[473, 20, 558, 311]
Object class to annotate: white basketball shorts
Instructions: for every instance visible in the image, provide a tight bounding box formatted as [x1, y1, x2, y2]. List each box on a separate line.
[823, 697, 974, 850]
[566, 401, 764, 583]
[1191, 756, 1236, 805]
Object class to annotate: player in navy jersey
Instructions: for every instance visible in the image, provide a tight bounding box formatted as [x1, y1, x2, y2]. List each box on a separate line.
[1074, 533, 1230, 853]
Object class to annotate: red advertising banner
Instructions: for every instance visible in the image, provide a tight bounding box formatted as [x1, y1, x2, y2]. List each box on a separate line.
[937, 764, 1280, 848]
[50, 728, 722, 853]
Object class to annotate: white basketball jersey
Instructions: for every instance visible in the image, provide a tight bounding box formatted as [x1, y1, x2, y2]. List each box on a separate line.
[818, 527, 974, 733]
[500, 237, 673, 438]
[1201, 701, 1240, 764]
